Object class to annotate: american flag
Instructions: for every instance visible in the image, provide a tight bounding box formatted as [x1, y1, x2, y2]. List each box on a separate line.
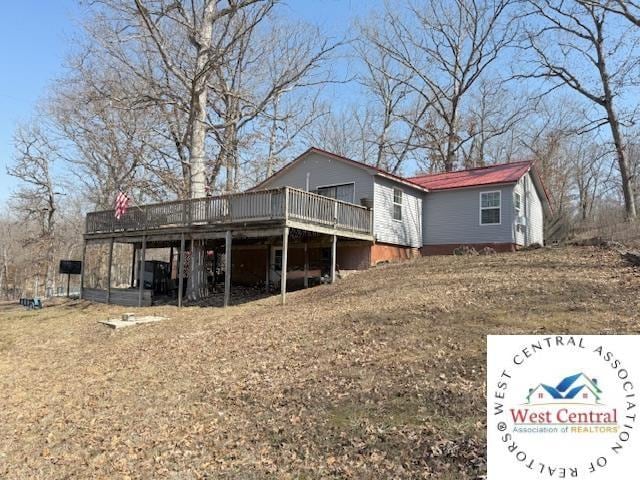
[114, 190, 130, 220]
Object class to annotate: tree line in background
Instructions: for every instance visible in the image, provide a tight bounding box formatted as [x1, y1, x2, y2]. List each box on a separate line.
[2, 0, 640, 299]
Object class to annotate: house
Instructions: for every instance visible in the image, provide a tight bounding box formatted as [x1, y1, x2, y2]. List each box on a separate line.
[80, 146, 551, 308]
[564, 385, 600, 404]
[526, 373, 601, 405]
[409, 160, 551, 254]
[256, 147, 551, 260]
[527, 384, 562, 404]
[555, 372, 601, 404]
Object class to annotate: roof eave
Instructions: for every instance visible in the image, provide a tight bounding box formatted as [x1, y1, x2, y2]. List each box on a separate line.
[375, 171, 429, 192]
[249, 146, 429, 193]
[423, 181, 518, 192]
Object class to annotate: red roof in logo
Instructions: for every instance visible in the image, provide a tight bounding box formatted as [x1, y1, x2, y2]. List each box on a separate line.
[408, 161, 533, 191]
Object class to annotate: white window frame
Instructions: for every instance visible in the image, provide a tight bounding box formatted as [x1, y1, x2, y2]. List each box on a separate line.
[392, 187, 403, 222]
[514, 192, 521, 215]
[315, 182, 356, 203]
[479, 190, 501, 225]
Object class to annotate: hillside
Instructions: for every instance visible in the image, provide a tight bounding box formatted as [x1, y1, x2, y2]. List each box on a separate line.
[1, 246, 639, 479]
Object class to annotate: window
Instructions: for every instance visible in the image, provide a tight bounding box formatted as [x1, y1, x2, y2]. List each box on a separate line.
[514, 192, 521, 214]
[316, 183, 355, 203]
[539, 393, 544, 399]
[393, 188, 403, 221]
[480, 191, 501, 225]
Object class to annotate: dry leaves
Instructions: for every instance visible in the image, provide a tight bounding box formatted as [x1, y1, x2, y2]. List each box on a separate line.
[0, 246, 638, 479]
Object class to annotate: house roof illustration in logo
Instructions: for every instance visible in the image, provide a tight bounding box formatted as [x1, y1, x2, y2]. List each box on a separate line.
[526, 373, 602, 405]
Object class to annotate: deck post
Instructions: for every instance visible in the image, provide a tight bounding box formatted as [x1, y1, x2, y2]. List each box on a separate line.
[168, 247, 174, 279]
[213, 247, 218, 290]
[178, 233, 185, 307]
[138, 235, 146, 307]
[265, 245, 270, 293]
[224, 230, 232, 307]
[79, 240, 87, 299]
[130, 245, 137, 288]
[281, 227, 289, 305]
[330, 234, 337, 284]
[106, 237, 114, 304]
[303, 242, 309, 288]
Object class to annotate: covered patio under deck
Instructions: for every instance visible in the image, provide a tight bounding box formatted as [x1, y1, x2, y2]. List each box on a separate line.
[81, 187, 373, 307]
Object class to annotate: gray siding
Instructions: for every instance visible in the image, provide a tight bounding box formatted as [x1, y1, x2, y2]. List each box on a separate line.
[423, 185, 516, 245]
[257, 151, 375, 204]
[373, 177, 422, 247]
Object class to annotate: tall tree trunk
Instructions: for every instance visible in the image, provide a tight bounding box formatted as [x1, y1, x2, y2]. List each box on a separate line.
[187, 0, 216, 301]
[189, 1, 216, 200]
[594, 27, 637, 219]
[606, 106, 636, 219]
[445, 98, 460, 172]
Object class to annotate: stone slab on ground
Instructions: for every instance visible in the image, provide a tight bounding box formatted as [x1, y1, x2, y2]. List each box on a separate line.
[99, 314, 168, 329]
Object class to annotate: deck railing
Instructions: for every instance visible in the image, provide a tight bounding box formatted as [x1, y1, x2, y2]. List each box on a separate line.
[85, 187, 372, 236]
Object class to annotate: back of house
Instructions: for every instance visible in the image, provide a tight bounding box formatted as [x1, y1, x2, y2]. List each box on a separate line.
[410, 161, 550, 254]
[256, 147, 551, 267]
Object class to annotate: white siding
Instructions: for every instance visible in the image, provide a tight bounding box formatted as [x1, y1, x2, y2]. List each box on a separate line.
[512, 173, 544, 246]
[257, 151, 374, 205]
[513, 180, 525, 246]
[374, 177, 422, 247]
[423, 185, 516, 245]
[525, 173, 544, 245]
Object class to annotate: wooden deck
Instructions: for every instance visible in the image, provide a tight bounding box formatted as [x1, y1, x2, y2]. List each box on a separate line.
[85, 187, 373, 241]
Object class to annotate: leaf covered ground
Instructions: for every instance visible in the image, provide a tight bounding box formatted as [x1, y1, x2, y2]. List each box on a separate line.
[1, 246, 639, 479]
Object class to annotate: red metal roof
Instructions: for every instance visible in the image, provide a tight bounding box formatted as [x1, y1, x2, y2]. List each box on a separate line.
[408, 161, 533, 191]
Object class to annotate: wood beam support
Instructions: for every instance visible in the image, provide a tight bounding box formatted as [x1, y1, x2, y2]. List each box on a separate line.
[130, 245, 137, 288]
[79, 240, 87, 299]
[303, 242, 309, 288]
[330, 234, 337, 284]
[178, 233, 185, 308]
[106, 237, 114, 304]
[224, 230, 232, 307]
[281, 227, 289, 305]
[168, 246, 174, 279]
[138, 235, 146, 307]
[265, 245, 270, 293]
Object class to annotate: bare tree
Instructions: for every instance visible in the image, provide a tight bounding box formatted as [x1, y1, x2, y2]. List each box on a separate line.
[51, 71, 167, 208]
[367, 0, 518, 171]
[570, 139, 614, 221]
[207, 16, 341, 191]
[463, 81, 531, 167]
[580, 0, 640, 27]
[90, 0, 272, 199]
[251, 90, 327, 182]
[524, 0, 638, 218]
[353, 20, 421, 172]
[303, 107, 369, 161]
[7, 124, 62, 295]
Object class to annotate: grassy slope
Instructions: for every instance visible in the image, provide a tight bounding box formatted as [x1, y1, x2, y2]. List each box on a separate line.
[0, 246, 638, 479]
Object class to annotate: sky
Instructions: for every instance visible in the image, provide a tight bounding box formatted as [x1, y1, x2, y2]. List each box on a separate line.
[0, 0, 382, 203]
[0, 0, 83, 202]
